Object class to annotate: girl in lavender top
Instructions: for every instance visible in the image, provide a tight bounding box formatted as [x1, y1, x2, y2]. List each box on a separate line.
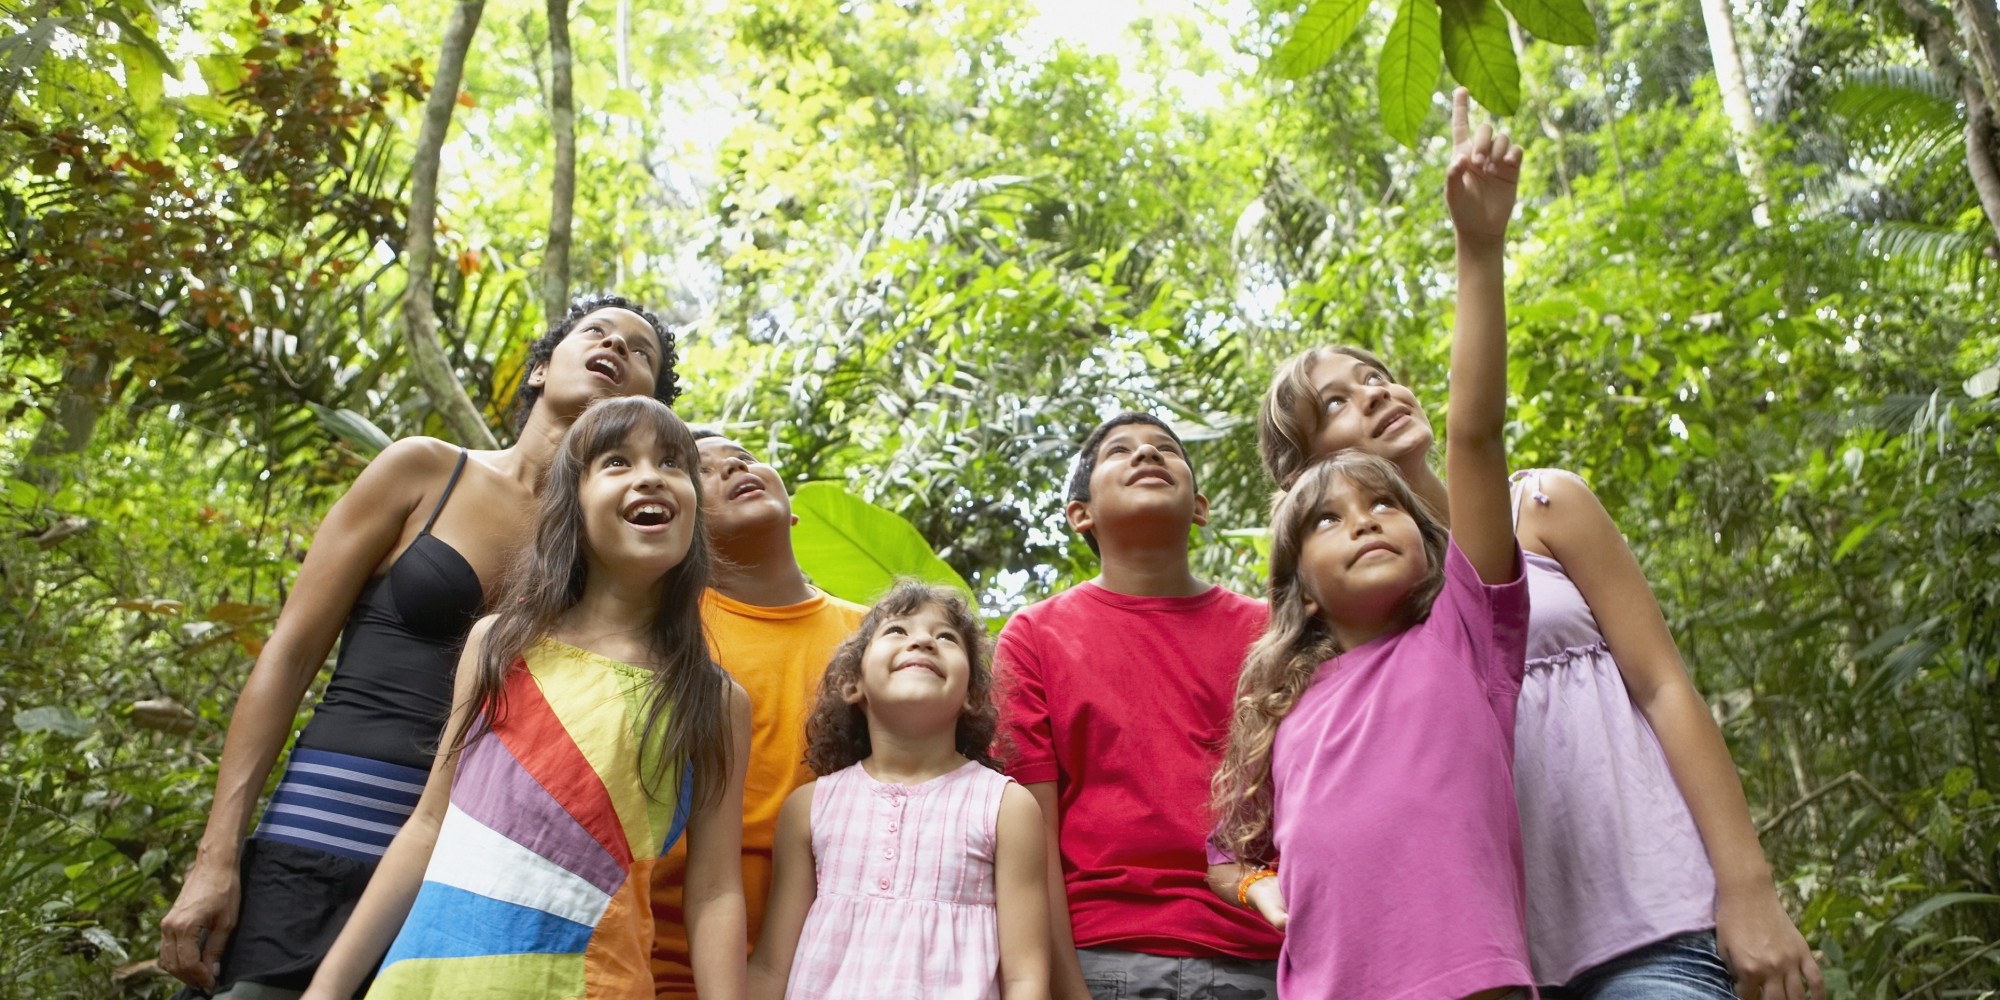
[1242, 93, 1824, 1000]
[1207, 89, 1534, 1000]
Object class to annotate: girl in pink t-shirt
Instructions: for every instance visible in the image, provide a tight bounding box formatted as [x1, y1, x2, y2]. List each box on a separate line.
[1208, 89, 1534, 1000]
[748, 582, 1049, 1000]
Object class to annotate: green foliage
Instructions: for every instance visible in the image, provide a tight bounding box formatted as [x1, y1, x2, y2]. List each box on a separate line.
[1275, 0, 1375, 79]
[4, 0, 2000, 994]
[790, 483, 974, 605]
[1379, 0, 1444, 146]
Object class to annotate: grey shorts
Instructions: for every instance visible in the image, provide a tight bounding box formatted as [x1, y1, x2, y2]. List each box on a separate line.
[1076, 947, 1278, 1000]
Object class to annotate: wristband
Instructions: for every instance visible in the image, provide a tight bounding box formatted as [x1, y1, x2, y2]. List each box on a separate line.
[1237, 867, 1277, 908]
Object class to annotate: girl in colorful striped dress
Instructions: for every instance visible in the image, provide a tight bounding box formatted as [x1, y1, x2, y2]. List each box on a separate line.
[301, 396, 751, 1000]
[747, 582, 1049, 1000]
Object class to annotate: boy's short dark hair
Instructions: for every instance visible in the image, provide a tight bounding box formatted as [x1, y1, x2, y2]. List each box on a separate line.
[1066, 412, 1195, 555]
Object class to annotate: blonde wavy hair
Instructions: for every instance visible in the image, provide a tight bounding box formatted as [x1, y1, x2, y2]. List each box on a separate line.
[1256, 345, 1404, 490]
[1208, 451, 1448, 866]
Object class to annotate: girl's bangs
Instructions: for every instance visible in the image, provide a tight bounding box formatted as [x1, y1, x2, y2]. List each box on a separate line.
[572, 397, 698, 470]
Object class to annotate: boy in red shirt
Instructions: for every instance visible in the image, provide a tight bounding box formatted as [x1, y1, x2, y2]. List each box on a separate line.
[997, 413, 1281, 999]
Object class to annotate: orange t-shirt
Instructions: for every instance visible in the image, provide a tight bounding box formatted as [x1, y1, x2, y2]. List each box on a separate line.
[651, 586, 868, 998]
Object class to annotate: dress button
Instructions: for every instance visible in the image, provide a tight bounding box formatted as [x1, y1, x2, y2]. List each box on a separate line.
[883, 848, 895, 860]
[877, 878, 890, 889]
[888, 823, 898, 833]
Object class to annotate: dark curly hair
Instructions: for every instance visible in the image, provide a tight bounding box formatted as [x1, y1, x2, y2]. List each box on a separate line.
[511, 293, 680, 430]
[804, 581, 1002, 775]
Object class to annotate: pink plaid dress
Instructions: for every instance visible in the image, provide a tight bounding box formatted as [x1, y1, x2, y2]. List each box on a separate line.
[784, 759, 1013, 1000]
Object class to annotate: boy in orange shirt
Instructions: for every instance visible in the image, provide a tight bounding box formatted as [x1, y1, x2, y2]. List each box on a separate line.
[650, 432, 867, 997]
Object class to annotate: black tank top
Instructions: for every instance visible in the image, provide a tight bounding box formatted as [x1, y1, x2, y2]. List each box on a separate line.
[295, 451, 485, 769]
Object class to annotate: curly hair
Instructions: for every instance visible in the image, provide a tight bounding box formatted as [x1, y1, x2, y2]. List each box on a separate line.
[511, 293, 681, 430]
[1256, 345, 1403, 489]
[804, 581, 1002, 775]
[1208, 451, 1448, 866]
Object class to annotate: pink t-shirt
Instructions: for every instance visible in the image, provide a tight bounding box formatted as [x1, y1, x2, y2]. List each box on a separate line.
[1254, 538, 1533, 999]
[998, 583, 1283, 960]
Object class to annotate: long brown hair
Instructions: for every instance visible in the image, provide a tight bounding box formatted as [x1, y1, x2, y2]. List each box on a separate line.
[1256, 345, 1404, 489]
[459, 396, 731, 811]
[1208, 452, 1448, 866]
[804, 581, 1002, 775]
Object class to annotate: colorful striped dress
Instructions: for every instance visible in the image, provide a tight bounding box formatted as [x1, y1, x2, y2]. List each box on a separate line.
[368, 638, 690, 999]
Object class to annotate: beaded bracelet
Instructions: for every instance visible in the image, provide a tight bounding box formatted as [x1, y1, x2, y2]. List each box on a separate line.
[1237, 867, 1277, 907]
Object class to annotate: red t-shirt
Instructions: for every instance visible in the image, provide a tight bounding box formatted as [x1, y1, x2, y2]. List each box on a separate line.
[996, 582, 1283, 960]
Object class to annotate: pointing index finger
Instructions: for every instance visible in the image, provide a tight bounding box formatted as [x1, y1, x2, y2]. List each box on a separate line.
[1451, 86, 1471, 145]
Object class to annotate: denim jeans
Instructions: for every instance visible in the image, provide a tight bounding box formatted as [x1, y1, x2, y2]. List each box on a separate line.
[1545, 930, 1737, 1000]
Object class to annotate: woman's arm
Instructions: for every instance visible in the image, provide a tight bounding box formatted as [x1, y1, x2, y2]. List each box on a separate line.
[994, 784, 1051, 1000]
[158, 438, 453, 990]
[687, 681, 752, 1000]
[1522, 475, 1824, 1000]
[297, 614, 494, 1000]
[747, 784, 817, 1000]
[1441, 87, 1523, 583]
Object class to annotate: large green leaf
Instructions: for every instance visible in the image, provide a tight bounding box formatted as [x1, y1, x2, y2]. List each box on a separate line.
[1379, 0, 1444, 146]
[1275, 0, 1375, 79]
[1495, 0, 1598, 44]
[791, 482, 972, 604]
[1441, 0, 1521, 114]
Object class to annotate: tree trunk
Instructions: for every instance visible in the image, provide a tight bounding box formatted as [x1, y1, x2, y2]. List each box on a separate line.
[401, 0, 497, 449]
[1698, 0, 1770, 219]
[541, 0, 575, 330]
[1899, 0, 2000, 249]
[15, 351, 108, 490]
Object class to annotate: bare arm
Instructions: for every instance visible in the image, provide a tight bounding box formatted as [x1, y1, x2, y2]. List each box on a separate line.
[1442, 87, 1524, 584]
[1523, 476, 1823, 1000]
[748, 784, 818, 1000]
[159, 439, 452, 989]
[298, 614, 494, 1000]
[1204, 862, 1287, 931]
[995, 784, 1052, 1000]
[687, 682, 753, 1000]
[1022, 782, 1088, 1000]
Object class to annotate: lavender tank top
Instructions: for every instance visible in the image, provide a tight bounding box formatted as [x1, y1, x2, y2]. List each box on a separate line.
[1510, 470, 1718, 985]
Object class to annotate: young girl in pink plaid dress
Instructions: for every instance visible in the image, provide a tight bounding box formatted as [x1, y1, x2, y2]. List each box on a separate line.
[748, 582, 1049, 1000]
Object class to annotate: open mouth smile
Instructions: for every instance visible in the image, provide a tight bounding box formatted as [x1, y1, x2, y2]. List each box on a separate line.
[1127, 468, 1174, 486]
[726, 478, 766, 500]
[621, 497, 676, 531]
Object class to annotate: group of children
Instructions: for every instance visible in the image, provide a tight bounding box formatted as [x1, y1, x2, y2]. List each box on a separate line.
[166, 90, 1825, 1000]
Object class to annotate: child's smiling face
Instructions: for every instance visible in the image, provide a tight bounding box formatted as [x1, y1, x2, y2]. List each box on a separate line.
[579, 425, 699, 582]
[1067, 421, 1209, 545]
[1295, 474, 1429, 630]
[1298, 352, 1434, 466]
[694, 436, 793, 542]
[846, 603, 971, 716]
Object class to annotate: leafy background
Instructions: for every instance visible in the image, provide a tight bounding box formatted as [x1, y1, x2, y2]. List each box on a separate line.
[3, 0, 1999, 994]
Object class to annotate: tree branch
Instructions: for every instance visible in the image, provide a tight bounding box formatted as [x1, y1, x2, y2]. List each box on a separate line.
[400, 0, 497, 449]
[1899, 0, 2000, 248]
[541, 0, 575, 329]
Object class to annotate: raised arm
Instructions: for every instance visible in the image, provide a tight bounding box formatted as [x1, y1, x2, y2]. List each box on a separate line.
[1441, 87, 1524, 584]
[687, 681, 753, 1000]
[994, 783, 1052, 1000]
[747, 784, 818, 1000]
[1520, 475, 1824, 1000]
[298, 614, 495, 1000]
[158, 438, 451, 990]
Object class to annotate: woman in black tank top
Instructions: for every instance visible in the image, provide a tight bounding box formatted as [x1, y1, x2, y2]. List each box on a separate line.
[159, 295, 683, 999]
